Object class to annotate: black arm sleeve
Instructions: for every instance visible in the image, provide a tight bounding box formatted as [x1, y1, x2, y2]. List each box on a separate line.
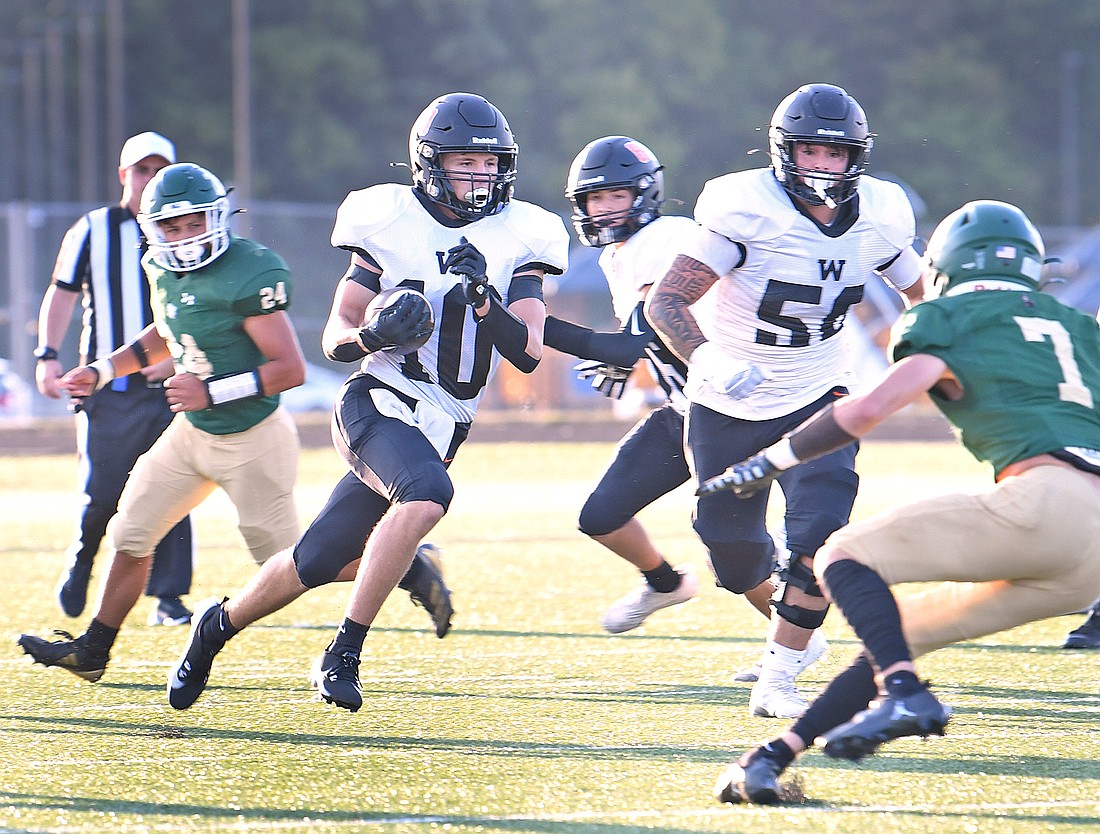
[477, 296, 539, 374]
[326, 341, 368, 363]
[544, 301, 654, 367]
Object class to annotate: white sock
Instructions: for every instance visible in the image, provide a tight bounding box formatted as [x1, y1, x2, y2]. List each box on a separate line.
[759, 639, 804, 678]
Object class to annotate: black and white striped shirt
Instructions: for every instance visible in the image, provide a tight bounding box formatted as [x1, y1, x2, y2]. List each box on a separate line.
[51, 205, 154, 364]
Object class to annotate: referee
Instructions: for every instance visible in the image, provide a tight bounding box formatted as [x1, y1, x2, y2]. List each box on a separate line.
[34, 131, 194, 626]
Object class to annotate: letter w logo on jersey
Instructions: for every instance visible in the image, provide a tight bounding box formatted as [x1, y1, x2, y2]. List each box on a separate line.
[818, 259, 845, 281]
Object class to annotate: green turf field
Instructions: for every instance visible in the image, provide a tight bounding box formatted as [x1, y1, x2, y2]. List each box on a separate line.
[1, 439, 1097, 833]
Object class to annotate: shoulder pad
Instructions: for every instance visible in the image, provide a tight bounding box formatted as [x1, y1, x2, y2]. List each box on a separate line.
[221, 239, 292, 311]
[889, 301, 953, 362]
[694, 169, 796, 242]
[499, 200, 571, 275]
[857, 176, 917, 250]
[331, 184, 414, 250]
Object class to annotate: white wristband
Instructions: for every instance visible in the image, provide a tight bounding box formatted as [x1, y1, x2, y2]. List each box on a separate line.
[764, 437, 801, 471]
[89, 357, 116, 391]
[205, 370, 262, 407]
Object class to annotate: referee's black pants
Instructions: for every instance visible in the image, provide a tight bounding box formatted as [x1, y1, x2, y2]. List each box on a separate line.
[68, 376, 192, 598]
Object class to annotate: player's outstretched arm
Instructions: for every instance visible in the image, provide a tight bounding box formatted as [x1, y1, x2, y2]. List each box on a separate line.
[698, 354, 949, 497]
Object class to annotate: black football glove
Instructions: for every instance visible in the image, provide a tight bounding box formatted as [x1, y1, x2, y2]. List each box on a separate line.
[359, 292, 433, 353]
[444, 236, 490, 307]
[696, 452, 778, 498]
[574, 360, 633, 399]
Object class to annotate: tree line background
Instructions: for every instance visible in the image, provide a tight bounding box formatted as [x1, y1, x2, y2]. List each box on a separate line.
[3, 0, 1100, 231]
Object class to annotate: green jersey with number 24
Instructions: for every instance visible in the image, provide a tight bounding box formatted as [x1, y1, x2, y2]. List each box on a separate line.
[144, 235, 292, 435]
[891, 285, 1100, 477]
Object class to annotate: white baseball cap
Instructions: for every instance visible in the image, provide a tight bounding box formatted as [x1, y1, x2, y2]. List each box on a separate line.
[119, 131, 176, 169]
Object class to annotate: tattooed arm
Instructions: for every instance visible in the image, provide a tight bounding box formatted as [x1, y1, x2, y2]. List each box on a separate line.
[644, 254, 721, 364]
[645, 253, 767, 400]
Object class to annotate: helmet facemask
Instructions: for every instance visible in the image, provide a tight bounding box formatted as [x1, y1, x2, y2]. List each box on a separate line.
[566, 136, 664, 247]
[417, 145, 517, 221]
[768, 84, 873, 209]
[771, 137, 869, 208]
[139, 163, 231, 272]
[409, 93, 519, 221]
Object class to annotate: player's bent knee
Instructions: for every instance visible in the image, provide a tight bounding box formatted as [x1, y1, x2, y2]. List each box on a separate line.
[813, 544, 852, 582]
[292, 522, 370, 589]
[238, 526, 297, 566]
[774, 556, 830, 627]
[577, 498, 629, 538]
[294, 545, 346, 589]
[392, 465, 454, 510]
[705, 537, 774, 594]
[773, 597, 829, 629]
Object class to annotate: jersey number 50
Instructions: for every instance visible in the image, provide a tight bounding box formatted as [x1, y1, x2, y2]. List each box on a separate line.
[755, 280, 864, 347]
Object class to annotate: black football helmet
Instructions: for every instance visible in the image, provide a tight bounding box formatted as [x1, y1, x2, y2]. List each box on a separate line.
[409, 92, 518, 221]
[565, 136, 664, 247]
[769, 83, 873, 208]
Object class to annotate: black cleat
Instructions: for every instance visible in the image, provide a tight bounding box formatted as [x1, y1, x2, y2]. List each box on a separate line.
[1063, 609, 1100, 649]
[167, 598, 226, 710]
[312, 648, 363, 713]
[56, 561, 93, 618]
[17, 630, 108, 682]
[402, 543, 454, 638]
[149, 596, 193, 627]
[818, 687, 951, 761]
[714, 747, 787, 805]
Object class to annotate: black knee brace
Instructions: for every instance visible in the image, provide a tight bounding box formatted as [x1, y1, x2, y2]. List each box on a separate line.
[773, 556, 830, 629]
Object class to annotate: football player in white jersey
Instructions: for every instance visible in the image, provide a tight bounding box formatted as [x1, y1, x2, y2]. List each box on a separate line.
[645, 84, 926, 720]
[166, 93, 570, 713]
[543, 136, 706, 632]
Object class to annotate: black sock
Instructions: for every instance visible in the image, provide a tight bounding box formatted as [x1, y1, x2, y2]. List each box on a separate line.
[643, 562, 680, 594]
[330, 618, 370, 655]
[84, 619, 118, 657]
[397, 553, 422, 592]
[822, 559, 911, 671]
[883, 670, 922, 698]
[201, 601, 239, 645]
[790, 653, 877, 747]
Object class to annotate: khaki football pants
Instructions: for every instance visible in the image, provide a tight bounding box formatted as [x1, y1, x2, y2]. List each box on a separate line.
[825, 464, 1100, 658]
[109, 407, 300, 564]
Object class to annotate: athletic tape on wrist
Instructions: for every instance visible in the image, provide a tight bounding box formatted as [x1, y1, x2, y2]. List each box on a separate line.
[764, 437, 801, 470]
[89, 357, 116, 392]
[205, 370, 262, 407]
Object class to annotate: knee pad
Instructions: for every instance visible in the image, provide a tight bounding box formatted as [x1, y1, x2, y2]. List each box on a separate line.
[577, 494, 630, 538]
[392, 463, 454, 509]
[704, 536, 775, 595]
[293, 542, 349, 589]
[292, 510, 375, 589]
[773, 557, 830, 629]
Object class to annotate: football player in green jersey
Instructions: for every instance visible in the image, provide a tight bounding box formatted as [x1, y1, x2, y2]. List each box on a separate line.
[18, 163, 307, 683]
[700, 200, 1100, 805]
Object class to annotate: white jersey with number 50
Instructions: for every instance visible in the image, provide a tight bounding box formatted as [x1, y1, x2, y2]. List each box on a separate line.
[682, 168, 919, 420]
[331, 184, 569, 424]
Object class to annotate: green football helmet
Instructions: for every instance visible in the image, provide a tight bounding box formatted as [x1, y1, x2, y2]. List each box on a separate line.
[138, 162, 231, 271]
[924, 200, 1045, 297]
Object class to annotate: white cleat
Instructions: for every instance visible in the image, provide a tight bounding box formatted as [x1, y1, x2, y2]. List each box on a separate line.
[749, 673, 809, 719]
[601, 566, 699, 634]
